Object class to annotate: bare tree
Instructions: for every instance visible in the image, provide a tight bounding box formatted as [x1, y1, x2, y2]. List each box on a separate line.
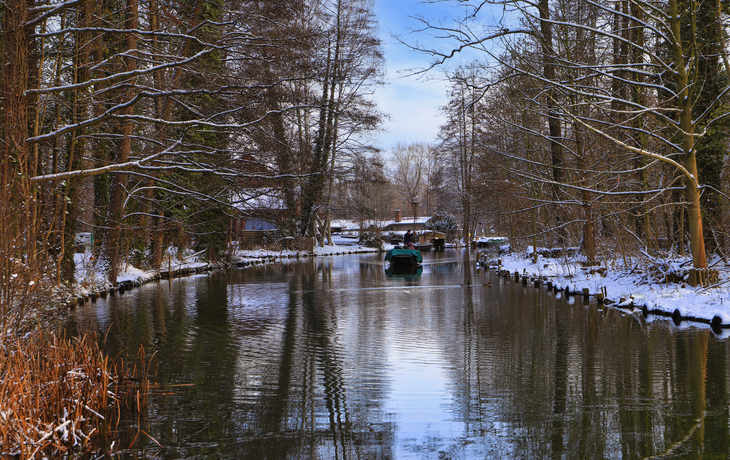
[437, 67, 487, 244]
[391, 142, 431, 223]
[335, 151, 392, 229]
[299, 0, 384, 239]
[412, 0, 726, 273]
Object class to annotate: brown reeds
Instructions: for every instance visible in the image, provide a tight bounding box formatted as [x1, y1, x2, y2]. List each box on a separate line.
[0, 330, 150, 458]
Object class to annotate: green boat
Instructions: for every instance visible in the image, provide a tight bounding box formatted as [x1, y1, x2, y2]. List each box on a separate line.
[384, 248, 422, 270]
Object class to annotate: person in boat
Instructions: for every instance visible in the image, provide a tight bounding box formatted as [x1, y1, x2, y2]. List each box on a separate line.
[403, 229, 413, 246]
[405, 241, 416, 249]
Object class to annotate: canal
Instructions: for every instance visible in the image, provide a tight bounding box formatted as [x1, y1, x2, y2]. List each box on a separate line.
[65, 249, 730, 459]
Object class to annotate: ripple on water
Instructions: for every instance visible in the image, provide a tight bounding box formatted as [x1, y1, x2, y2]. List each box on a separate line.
[62, 253, 730, 460]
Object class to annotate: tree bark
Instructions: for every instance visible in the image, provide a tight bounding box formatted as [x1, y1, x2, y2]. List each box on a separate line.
[105, 0, 139, 284]
[670, 0, 707, 269]
[539, 0, 565, 246]
[2, 0, 31, 317]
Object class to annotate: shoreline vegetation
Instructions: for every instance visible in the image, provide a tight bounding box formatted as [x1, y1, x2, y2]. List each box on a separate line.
[0, 331, 150, 458]
[67, 239, 730, 334]
[63, 244, 381, 312]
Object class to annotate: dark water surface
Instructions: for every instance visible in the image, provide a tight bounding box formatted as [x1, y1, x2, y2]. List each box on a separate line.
[65, 250, 730, 459]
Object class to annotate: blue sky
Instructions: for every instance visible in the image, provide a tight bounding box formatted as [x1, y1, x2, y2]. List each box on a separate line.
[371, 0, 454, 152]
[370, 1, 510, 153]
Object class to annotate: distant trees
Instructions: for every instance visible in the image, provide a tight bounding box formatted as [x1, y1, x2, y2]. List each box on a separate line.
[298, 0, 382, 237]
[227, 0, 384, 241]
[436, 67, 487, 242]
[333, 151, 393, 227]
[391, 142, 432, 219]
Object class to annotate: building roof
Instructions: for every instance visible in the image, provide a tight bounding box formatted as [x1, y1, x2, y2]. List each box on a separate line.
[330, 217, 433, 231]
[382, 217, 431, 228]
[231, 189, 286, 212]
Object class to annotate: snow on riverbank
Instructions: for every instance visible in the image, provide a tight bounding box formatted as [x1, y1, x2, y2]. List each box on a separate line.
[235, 238, 379, 260]
[69, 239, 730, 330]
[487, 248, 730, 328]
[70, 239, 379, 302]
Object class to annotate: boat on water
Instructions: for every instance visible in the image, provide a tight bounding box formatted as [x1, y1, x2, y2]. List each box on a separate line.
[384, 247, 422, 271]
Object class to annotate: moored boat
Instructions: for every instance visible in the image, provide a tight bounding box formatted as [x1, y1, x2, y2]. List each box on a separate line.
[384, 248, 422, 271]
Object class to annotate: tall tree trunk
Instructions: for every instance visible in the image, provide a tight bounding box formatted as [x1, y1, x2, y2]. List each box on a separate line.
[145, 0, 164, 265]
[59, 1, 94, 284]
[300, 32, 340, 236]
[459, 92, 471, 245]
[575, 135, 595, 264]
[669, 0, 707, 269]
[105, 0, 138, 284]
[1, 0, 31, 322]
[539, 0, 565, 246]
[269, 87, 299, 234]
[27, 7, 42, 275]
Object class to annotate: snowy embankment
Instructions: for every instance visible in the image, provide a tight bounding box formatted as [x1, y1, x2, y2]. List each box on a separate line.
[68, 238, 378, 306]
[69, 240, 730, 331]
[484, 247, 730, 331]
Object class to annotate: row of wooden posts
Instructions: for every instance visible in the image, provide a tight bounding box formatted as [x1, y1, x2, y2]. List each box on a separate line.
[481, 258, 727, 332]
[494, 268, 608, 304]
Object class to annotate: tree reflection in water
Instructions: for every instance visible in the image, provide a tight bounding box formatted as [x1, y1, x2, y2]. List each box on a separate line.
[63, 251, 730, 459]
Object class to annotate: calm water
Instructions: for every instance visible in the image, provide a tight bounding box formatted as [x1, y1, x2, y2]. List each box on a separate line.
[65, 250, 730, 459]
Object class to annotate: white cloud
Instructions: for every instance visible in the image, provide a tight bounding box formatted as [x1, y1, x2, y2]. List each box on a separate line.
[372, 0, 452, 151]
[373, 72, 448, 150]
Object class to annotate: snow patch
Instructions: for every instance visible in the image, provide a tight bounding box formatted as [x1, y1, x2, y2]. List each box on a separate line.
[493, 251, 730, 327]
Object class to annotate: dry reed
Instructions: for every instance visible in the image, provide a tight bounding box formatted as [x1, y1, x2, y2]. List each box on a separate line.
[0, 329, 150, 458]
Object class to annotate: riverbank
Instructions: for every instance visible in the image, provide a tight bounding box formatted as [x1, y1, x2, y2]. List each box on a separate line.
[66, 242, 730, 332]
[64, 240, 380, 310]
[484, 249, 730, 333]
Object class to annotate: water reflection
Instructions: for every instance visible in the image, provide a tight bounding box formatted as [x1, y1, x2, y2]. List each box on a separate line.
[385, 266, 423, 278]
[64, 250, 730, 459]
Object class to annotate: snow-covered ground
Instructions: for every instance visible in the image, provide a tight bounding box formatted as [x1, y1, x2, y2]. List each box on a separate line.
[485, 247, 730, 329]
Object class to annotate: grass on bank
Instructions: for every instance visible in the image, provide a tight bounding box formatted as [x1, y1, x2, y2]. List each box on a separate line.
[0, 330, 151, 458]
